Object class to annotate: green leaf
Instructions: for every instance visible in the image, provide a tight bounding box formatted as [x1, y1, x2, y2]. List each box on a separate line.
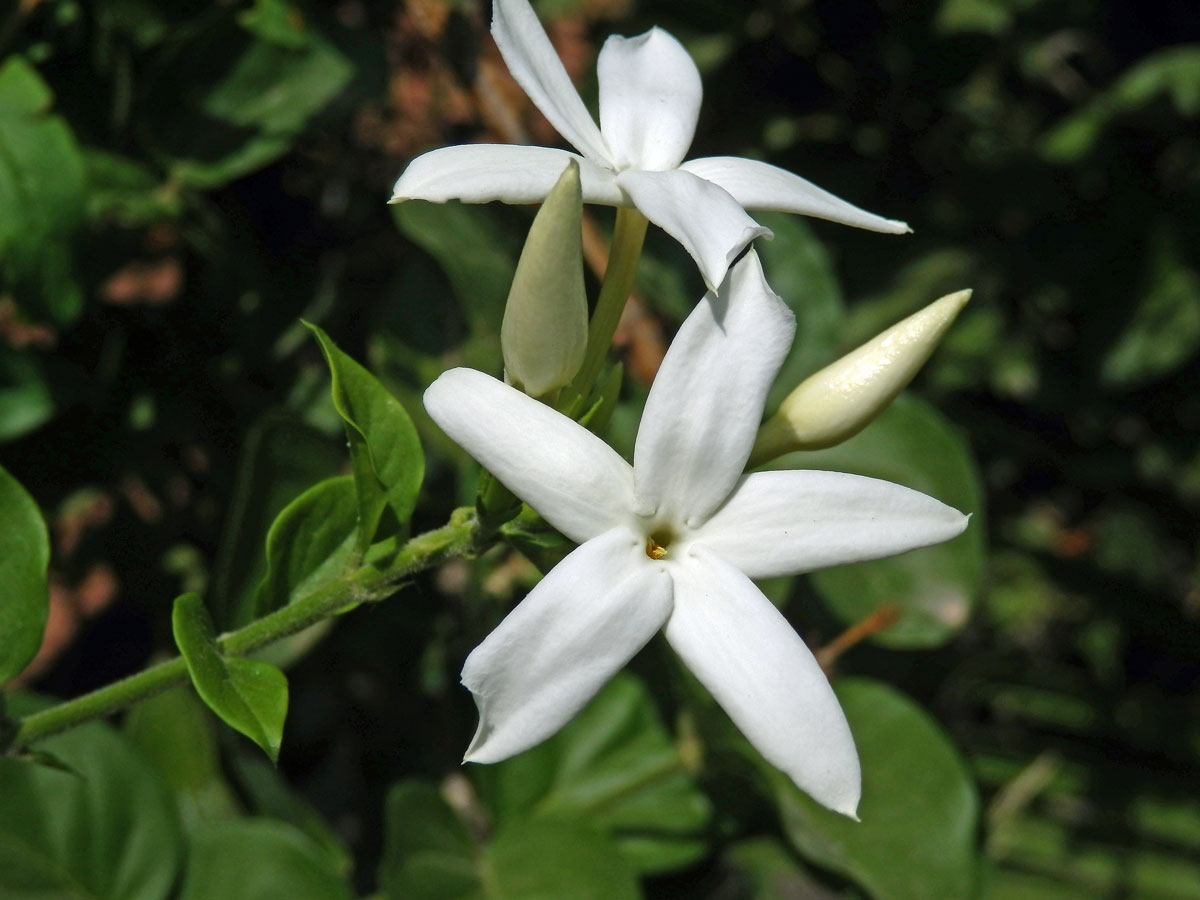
[84, 148, 183, 227]
[144, 8, 352, 189]
[380, 779, 643, 900]
[212, 414, 344, 628]
[770, 678, 979, 900]
[239, 0, 311, 48]
[124, 687, 240, 826]
[476, 673, 713, 874]
[776, 393, 985, 647]
[755, 213, 847, 412]
[179, 819, 353, 900]
[171, 594, 288, 762]
[1101, 229, 1200, 387]
[306, 323, 425, 554]
[252, 475, 358, 618]
[226, 750, 353, 877]
[0, 704, 182, 900]
[393, 201, 517, 333]
[0, 56, 86, 325]
[380, 780, 482, 900]
[486, 819, 642, 900]
[1041, 45, 1200, 162]
[0, 463, 49, 683]
[935, 0, 1020, 36]
[0, 347, 55, 441]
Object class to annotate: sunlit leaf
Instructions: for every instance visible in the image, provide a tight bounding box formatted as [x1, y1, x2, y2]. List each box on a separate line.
[771, 678, 979, 900]
[252, 475, 358, 618]
[0, 463, 49, 683]
[172, 594, 288, 762]
[306, 323, 426, 553]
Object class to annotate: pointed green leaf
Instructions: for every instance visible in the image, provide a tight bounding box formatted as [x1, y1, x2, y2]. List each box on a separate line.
[475, 673, 713, 874]
[306, 324, 425, 554]
[0, 463, 50, 683]
[171, 594, 288, 762]
[0, 699, 182, 900]
[179, 819, 353, 900]
[770, 678, 979, 900]
[252, 475, 358, 617]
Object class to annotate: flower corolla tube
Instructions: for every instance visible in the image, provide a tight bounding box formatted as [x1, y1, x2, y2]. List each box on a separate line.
[392, 0, 909, 290]
[423, 250, 968, 818]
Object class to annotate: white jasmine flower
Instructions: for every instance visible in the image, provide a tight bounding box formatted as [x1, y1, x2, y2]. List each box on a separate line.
[392, 0, 909, 290]
[423, 251, 968, 817]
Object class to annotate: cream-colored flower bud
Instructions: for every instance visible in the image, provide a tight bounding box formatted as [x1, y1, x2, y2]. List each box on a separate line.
[751, 289, 971, 463]
[501, 161, 588, 401]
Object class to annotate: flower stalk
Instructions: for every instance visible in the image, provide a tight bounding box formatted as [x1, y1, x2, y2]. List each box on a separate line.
[565, 206, 649, 406]
[5, 507, 483, 754]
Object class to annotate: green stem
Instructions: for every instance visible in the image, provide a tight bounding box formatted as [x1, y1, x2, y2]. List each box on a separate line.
[7, 508, 482, 753]
[567, 206, 649, 403]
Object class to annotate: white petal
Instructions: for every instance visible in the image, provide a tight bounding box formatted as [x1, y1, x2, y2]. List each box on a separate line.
[616, 168, 771, 292]
[390, 144, 624, 206]
[679, 156, 910, 234]
[491, 0, 613, 164]
[694, 469, 970, 579]
[424, 368, 633, 543]
[633, 251, 794, 527]
[462, 528, 673, 762]
[597, 28, 702, 171]
[665, 545, 860, 816]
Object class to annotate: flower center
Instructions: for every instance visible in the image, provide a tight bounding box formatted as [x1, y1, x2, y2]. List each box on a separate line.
[645, 527, 676, 560]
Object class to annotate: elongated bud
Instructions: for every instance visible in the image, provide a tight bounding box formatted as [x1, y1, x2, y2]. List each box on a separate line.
[501, 161, 587, 402]
[751, 289, 971, 463]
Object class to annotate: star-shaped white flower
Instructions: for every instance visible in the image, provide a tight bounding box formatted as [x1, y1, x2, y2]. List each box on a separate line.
[423, 250, 968, 816]
[392, 0, 909, 290]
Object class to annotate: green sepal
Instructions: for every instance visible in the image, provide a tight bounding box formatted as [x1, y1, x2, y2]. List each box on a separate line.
[171, 593, 289, 763]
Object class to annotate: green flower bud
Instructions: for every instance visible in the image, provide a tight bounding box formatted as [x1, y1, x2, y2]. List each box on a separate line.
[752, 289, 972, 463]
[501, 160, 588, 402]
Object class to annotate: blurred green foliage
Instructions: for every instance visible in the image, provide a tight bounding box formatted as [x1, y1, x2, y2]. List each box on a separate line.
[1, 0, 1199, 897]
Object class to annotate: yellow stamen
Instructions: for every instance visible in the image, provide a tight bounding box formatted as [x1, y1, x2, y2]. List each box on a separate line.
[646, 539, 668, 560]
